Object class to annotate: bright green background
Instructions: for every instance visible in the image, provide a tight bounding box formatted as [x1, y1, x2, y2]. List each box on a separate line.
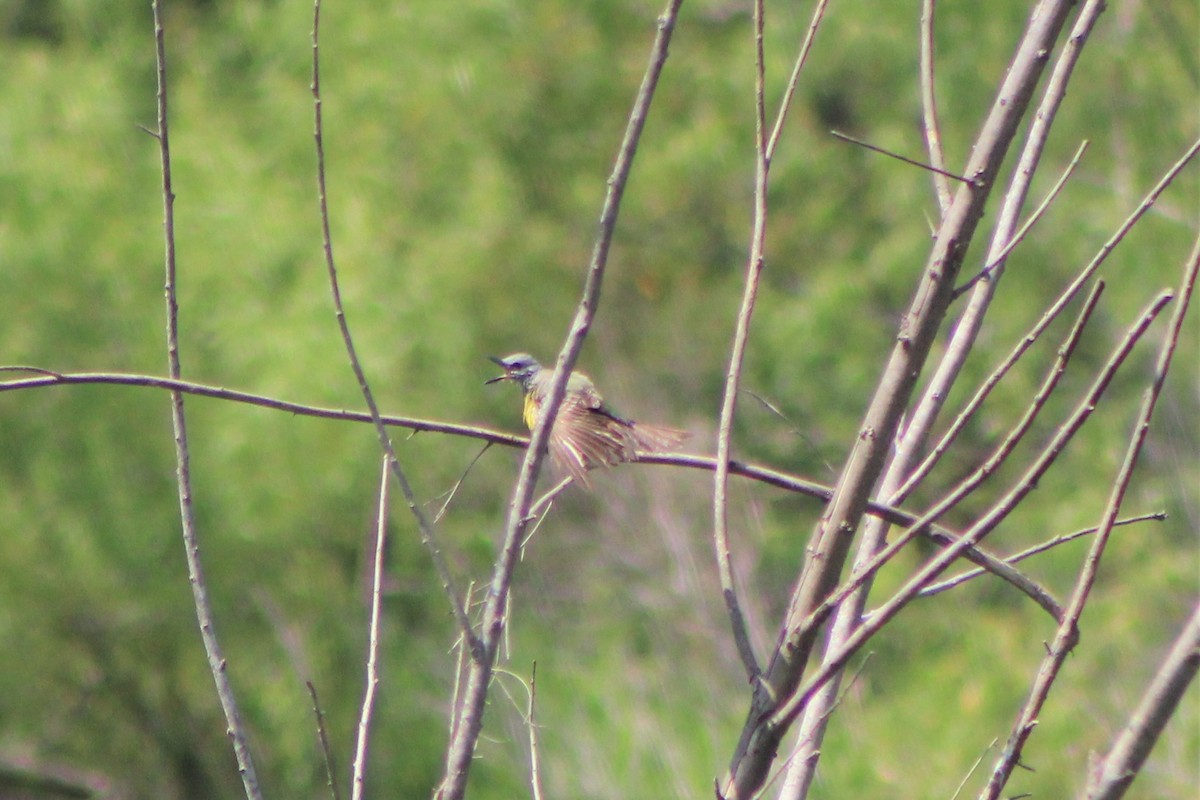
[0, 1, 1196, 798]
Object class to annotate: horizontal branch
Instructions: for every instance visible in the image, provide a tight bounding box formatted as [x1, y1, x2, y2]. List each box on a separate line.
[0, 368, 1061, 620]
[0, 369, 527, 447]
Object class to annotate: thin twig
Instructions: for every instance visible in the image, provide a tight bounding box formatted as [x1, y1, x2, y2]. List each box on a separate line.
[919, 512, 1165, 599]
[445, 582, 476, 749]
[919, 0, 952, 213]
[521, 476, 574, 555]
[743, 389, 835, 477]
[435, 5, 685, 798]
[763, 0, 830, 162]
[0, 371, 528, 448]
[712, 0, 770, 685]
[906, 276, 1105, 519]
[983, 230, 1199, 800]
[913, 278, 1106, 521]
[528, 662, 545, 800]
[830, 129, 975, 185]
[310, 0, 478, 654]
[433, 444, 493, 524]
[950, 738, 998, 800]
[150, 3, 261, 797]
[306, 681, 343, 800]
[953, 140, 1089, 299]
[0, 365, 63, 378]
[351, 457, 390, 800]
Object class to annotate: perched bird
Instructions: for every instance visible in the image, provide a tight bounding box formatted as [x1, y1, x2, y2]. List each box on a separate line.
[486, 353, 689, 486]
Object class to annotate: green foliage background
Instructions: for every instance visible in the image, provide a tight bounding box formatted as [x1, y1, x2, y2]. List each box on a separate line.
[0, 0, 1196, 798]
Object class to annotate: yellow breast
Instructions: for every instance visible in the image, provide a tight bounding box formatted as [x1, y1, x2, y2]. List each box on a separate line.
[522, 391, 540, 431]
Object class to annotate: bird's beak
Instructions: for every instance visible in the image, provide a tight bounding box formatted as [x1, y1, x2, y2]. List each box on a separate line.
[485, 356, 510, 385]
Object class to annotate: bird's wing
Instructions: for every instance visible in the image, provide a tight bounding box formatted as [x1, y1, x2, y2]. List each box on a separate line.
[548, 392, 637, 487]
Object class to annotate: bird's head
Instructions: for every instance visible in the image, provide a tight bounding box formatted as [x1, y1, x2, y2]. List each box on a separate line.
[485, 353, 542, 389]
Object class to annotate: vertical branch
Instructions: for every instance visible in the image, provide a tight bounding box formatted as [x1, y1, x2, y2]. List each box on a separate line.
[527, 662, 545, 800]
[434, 3, 685, 798]
[351, 458, 391, 800]
[310, 0, 478, 653]
[714, 0, 833, 689]
[982, 232, 1199, 800]
[713, 0, 769, 684]
[919, 0, 952, 214]
[150, 3, 262, 797]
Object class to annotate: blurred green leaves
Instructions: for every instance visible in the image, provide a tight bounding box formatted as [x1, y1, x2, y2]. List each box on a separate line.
[0, 1, 1196, 798]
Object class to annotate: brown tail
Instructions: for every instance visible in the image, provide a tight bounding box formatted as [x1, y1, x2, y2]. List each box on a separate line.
[627, 422, 690, 454]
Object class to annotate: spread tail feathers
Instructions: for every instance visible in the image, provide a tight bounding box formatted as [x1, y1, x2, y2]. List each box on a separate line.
[627, 422, 690, 456]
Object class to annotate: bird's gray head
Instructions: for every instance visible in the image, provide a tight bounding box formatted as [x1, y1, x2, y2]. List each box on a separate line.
[485, 353, 543, 388]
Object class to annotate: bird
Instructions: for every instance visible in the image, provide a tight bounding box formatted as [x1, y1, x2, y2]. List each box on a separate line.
[486, 352, 689, 486]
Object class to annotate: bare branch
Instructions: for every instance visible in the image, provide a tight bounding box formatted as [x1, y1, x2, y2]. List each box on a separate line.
[802, 279, 1109, 640]
[830, 129, 975, 186]
[896, 133, 1196, 502]
[842, 142, 1200, 749]
[0, 371, 528, 449]
[714, 0, 836, 692]
[919, 0, 952, 213]
[712, 0, 770, 686]
[351, 457, 391, 800]
[954, 139, 1089, 299]
[919, 512, 1165, 599]
[764, 0, 830, 162]
[528, 662, 545, 800]
[306, 681, 343, 800]
[310, 0, 478, 654]
[150, 2, 261, 796]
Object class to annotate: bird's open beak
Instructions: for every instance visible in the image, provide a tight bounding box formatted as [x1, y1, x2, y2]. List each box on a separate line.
[485, 356, 510, 385]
